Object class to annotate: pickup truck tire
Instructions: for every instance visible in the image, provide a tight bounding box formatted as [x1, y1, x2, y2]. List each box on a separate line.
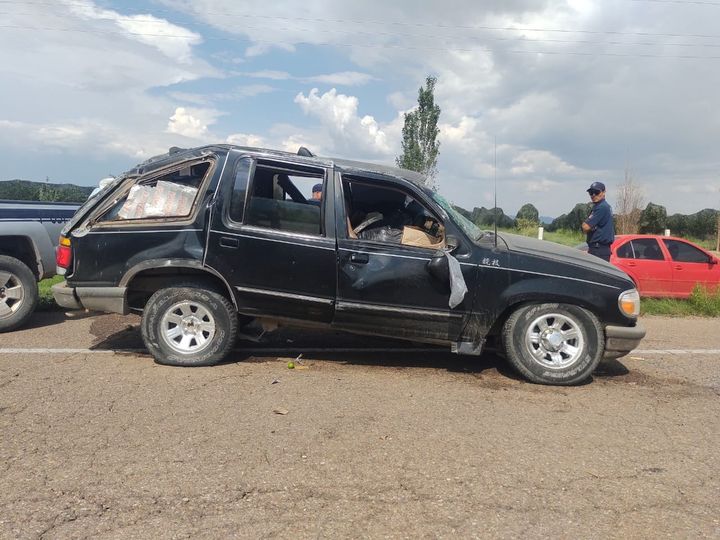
[141, 286, 238, 367]
[502, 303, 604, 385]
[0, 255, 38, 333]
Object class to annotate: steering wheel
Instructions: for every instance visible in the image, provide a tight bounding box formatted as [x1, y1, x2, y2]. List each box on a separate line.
[352, 212, 384, 235]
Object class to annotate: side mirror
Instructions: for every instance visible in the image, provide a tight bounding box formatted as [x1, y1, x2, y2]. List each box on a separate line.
[710, 257, 719, 265]
[427, 251, 450, 283]
[445, 234, 459, 253]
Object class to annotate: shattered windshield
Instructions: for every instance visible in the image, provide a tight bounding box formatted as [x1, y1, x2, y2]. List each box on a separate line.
[431, 192, 485, 243]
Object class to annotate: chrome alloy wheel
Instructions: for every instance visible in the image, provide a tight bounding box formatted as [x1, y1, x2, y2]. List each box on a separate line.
[159, 300, 216, 355]
[524, 312, 585, 369]
[0, 270, 25, 320]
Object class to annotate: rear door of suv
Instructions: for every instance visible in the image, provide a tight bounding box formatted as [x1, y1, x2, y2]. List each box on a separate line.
[204, 150, 337, 322]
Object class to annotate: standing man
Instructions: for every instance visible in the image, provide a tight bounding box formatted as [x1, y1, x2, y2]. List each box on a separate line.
[581, 181, 614, 262]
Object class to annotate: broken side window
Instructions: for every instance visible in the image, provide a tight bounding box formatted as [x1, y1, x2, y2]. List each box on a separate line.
[100, 161, 211, 222]
[244, 162, 325, 236]
[343, 178, 445, 249]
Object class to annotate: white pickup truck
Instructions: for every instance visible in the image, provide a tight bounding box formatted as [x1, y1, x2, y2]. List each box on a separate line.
[0, 200, 79, 331]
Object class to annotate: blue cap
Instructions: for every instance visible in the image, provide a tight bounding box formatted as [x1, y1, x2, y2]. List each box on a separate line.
[312, 183, 323, 193]
[587, 181, 605, 192]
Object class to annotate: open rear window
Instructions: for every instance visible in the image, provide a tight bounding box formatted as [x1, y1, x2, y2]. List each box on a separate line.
[98, 161, 212, 222]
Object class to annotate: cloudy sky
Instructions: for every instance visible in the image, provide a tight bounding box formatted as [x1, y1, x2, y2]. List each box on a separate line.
[2, 0, 719, 217]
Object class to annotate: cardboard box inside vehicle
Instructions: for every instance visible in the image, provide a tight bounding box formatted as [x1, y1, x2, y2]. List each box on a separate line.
[401, 226, 446, 249]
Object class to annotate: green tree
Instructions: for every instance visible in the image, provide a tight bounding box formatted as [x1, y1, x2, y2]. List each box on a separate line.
[549, 203, 592, 232]
[639, 202, 667, 234]
[396, 76, 441, 189]
[687, 208, 719, 238]
[666, 213, 688, 236]
[515, 203, 540, 225]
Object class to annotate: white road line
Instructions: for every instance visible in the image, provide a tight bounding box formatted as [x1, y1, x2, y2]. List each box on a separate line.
[632, 349, 720, 355]
[0, 347, 718, 356]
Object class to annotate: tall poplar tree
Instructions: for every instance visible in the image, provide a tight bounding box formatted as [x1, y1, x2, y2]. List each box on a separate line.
[396, 76, 441, 188]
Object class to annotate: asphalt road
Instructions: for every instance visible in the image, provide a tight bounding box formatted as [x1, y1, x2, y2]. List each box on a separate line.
[1, 313, 719, 539]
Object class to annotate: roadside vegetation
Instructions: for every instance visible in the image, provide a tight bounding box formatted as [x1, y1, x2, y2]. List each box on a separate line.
[641, 286, 720, 317]
[38, 275, 64, 311]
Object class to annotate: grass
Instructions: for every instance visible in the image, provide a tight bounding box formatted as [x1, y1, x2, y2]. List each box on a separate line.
[641, 286, 720, 317]
[37, 275, 64, 311]
[497, 226, 585, 247]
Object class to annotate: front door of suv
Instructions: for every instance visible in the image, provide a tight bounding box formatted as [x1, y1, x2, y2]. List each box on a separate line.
[204, 151, 336, 322]
[333, 175, 476, 343]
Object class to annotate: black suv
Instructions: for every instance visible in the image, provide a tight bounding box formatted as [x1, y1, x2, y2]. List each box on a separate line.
[53, 144, 645, 385]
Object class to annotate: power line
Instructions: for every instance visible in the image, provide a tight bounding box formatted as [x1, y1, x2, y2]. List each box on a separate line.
[5, 11, 720, 50]
[631, 0, 720, 5]
[3, 23, 720, 60]
[2, 0, 720, 40]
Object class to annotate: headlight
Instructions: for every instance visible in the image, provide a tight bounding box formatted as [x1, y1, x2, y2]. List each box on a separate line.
[618, 289, 640, 318]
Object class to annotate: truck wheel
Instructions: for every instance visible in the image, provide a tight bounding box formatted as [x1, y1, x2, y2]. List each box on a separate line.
[0, 255, 38, 333]
[502, 303, 604, 385]
[141, 286, 238, 367]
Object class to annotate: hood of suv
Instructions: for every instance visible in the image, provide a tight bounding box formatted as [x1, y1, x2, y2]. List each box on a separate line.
[497, 232, 631, 282]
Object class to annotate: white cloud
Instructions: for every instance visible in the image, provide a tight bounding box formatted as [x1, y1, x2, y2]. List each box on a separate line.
[304, 72, 375, 86]
[167, 107, 222, 139]
[239, 70, 373, 86]
[294, 88, 390, 156]
[4, 0, 720, 216]
[226, 133, 266, 147]
[0, 0, 219, 173]
[240, 70, 292, 80]
[62, 0, 203, 63]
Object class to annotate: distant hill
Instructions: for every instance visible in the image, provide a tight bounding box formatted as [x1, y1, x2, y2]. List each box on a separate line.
[0, 179, 93, 203]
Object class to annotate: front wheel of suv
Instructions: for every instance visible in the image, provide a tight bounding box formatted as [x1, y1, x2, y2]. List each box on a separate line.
[141, 286, 238, 367]
[502, 303, 604, 385]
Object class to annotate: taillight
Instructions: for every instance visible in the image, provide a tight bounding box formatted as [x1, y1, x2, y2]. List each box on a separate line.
[56, 236, 72, 272]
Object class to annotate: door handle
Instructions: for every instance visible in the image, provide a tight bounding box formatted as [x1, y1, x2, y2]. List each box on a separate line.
[674, 265, 682, 270]
[220, 236, 240, 248]
[350, 253, 369, 264]
[627, 261, 636, 267]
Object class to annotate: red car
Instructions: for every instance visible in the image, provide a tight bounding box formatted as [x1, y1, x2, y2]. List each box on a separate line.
[609, 235, 720, 298]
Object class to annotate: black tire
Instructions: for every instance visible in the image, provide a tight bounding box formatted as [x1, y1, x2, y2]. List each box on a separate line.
[0, 255, 38, 333]
[141, 286, 238, 367]
[502, 303, 604, 385]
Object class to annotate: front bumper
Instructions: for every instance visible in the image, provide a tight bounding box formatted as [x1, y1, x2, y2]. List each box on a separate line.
[603, 323, 646, 359]
[52, 282, 128, 315]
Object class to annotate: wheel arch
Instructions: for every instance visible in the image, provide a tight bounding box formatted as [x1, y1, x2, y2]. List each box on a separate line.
[0, 234, 41, 279]
[486, 291, 604, 339]
[120, 259, 238, 312]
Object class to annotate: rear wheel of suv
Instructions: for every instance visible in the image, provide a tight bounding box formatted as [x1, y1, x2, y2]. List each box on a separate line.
[0, 255, 38, 333]
[141, 286, 238, 367]
[502, 303, 604, 385]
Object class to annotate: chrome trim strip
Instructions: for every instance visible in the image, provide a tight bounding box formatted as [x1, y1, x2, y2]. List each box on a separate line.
[235, 285, 334, 304]
[337, 300, 461, 319]
[87, 229, 203, 234]
[480, 264, 621, 290]
[338, 247, 430, 262]
[209, 228, 336, 251]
